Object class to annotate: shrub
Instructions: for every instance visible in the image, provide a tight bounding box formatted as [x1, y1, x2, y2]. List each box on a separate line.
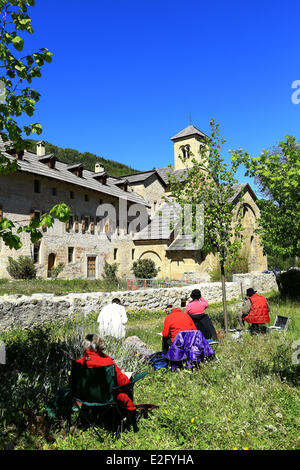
[7, 256, 37, 280]
[131, 258, 160, 279]
[102, 260, 119, 288]
[278, 269, 300, 298]
[209, 257, 248, 282]
[49, 263, 65, 279]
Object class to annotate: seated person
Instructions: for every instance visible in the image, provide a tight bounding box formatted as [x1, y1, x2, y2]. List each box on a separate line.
[237, 288, 270, 333]
[162, 305, 196, 354]
[75, 334, 136, 414]
[97, 298, 128, 339]
[184, 289, 218, 340]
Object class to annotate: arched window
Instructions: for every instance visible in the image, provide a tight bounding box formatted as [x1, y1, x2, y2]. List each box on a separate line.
[180, 144, 190, 159]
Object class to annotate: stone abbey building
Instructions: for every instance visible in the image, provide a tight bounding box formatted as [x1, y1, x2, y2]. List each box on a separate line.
[0, 125, 267, 280]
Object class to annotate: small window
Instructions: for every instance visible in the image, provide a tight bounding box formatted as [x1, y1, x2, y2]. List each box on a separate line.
[33, 243, 40, 264]
[84, 194, 89, 202]
[34, 180, 40, 193]
[132, 249, 135, 260]
[51, 187, 57, 196]
[70, 191, 74, 199]
[114, 248, 118, 260]
[68, 247, 74, 263]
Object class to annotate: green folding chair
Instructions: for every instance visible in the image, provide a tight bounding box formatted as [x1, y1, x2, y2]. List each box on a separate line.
[70, 361, 147, 440]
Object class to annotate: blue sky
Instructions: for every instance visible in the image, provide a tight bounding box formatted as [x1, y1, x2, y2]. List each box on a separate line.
[21, 0, 300, 190]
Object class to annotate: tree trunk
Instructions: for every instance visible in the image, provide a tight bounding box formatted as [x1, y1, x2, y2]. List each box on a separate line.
[220, 260, 228, 335]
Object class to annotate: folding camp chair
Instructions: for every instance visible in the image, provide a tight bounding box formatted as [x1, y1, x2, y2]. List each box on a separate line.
[70, 361, 147, 440]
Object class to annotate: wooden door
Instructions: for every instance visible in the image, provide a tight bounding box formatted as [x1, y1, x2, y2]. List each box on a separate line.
[87, 256, 96, 278]
[47, 253, 56, 277]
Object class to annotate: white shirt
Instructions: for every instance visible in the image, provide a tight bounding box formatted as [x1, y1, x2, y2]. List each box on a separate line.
[97, 303, 128, 339]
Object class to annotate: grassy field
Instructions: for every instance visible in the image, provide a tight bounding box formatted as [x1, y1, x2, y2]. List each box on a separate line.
[0, 278, 118, 296]
[0, 291, 299, 450]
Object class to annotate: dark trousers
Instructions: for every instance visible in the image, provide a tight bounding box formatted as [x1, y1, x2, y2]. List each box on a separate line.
[249, 323, 267, 335]
[162, 337, 172, 355]
[189, 314, 218, 341]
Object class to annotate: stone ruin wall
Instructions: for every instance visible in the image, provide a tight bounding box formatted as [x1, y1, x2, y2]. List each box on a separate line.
[0, 273, 278, 331]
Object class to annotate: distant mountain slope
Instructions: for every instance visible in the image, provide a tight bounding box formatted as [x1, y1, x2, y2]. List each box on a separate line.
[26, 140, 139, 178]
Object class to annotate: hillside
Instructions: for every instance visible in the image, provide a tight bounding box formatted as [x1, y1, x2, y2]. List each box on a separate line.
[26, 140, 139, 178]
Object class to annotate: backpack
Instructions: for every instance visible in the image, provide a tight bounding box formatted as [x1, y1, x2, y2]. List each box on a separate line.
[147, 352, 168, 371]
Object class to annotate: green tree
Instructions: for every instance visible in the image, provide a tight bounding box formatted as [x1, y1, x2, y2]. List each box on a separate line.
[131, 258, 160, 279]
[0, 0, 70, 250]
[231, 135, 300, 260]
[168, 119, 244, 333]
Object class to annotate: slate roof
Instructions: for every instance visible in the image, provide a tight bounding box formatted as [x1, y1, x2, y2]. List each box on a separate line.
[0, 140, 149, 206]
[116, 170, 155, 184]
[170, 124, 209, 141]
[155, 166, 188, 185]
[116, 169, 168, 188]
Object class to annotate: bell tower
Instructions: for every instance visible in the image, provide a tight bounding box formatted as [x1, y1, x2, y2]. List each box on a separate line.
[170, 124, 208, 171]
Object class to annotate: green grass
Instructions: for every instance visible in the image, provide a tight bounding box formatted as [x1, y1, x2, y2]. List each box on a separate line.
[0, 292, 299, 450]
[0, 278, 119, 296]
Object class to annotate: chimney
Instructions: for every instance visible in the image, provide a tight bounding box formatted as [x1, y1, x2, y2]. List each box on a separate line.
[95, 163, 105, 173]
[37, 140, 46, 157]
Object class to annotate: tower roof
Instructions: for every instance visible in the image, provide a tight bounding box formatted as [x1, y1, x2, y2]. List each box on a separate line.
[170, 124, 208, 141]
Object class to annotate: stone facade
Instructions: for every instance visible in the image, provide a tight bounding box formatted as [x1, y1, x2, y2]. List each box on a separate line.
[0, 124, 268, 281]
[0, 273, 278, 331]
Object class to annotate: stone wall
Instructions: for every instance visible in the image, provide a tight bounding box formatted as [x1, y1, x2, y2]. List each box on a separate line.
[0, 273, 278, 331]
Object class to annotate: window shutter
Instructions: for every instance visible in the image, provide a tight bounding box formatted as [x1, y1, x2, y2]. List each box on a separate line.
[74, 216, 79, 232]
[90, 217, 95, 234]
[81, 216, 86, 233]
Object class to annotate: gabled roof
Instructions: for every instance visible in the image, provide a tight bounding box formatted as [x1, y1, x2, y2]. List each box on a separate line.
[115, 169, 167, 188]
[0, 140, 149, 206]
[229, 183, 257, 202]
[170, 125, 209, 141]
[116, 170, 155, 184]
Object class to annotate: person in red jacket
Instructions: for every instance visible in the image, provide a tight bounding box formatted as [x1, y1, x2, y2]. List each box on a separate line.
[238, 288, 270, 334]
[162, 305, 196, 354]
[75, 334, 136, 413]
